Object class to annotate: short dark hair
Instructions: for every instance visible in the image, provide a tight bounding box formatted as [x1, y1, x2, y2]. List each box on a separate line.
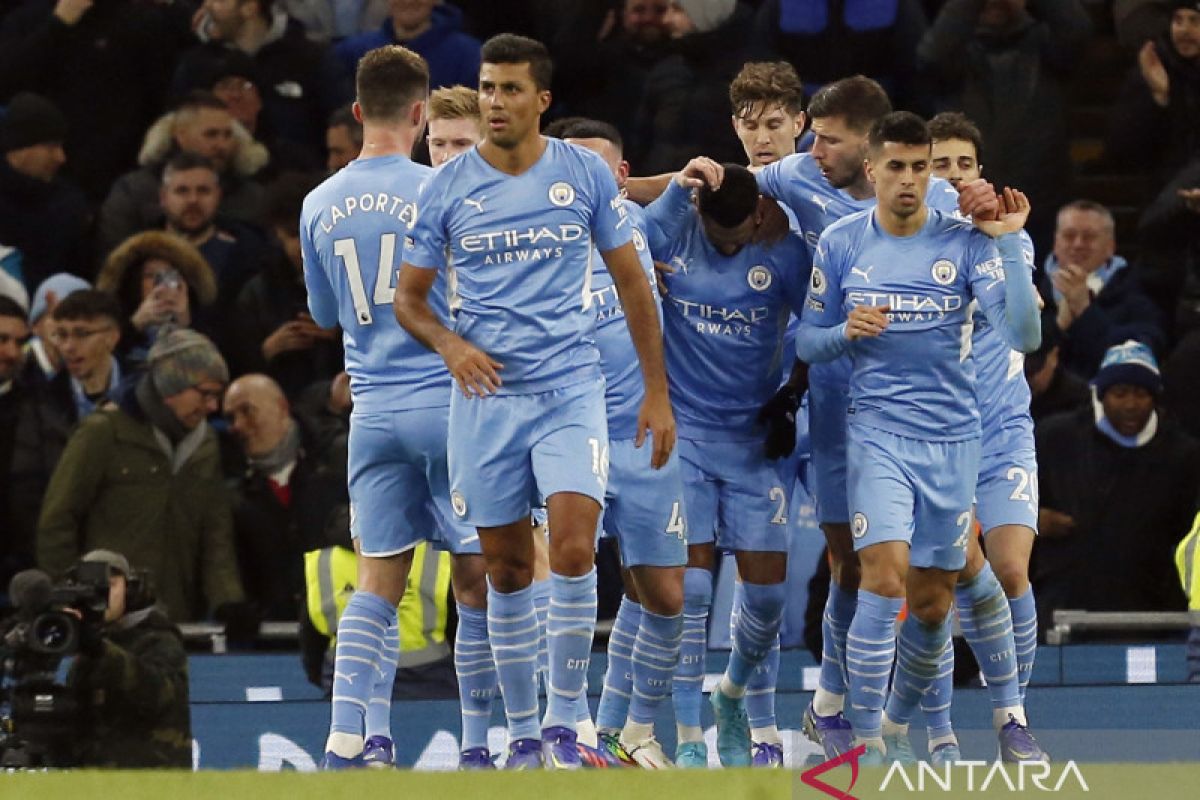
[480, 34, 553, 91]
[0, 295, 26, 323]
[928, 111, 984, 162]
[729, 61, 804, 118]
[51, 289, 122, 326]
[327, 104, 364, 146]
[698, 164, 759, 228]
[807, 75, 891, 133]
[266, 171, 322, 229]
[542, 116, 588, 138]
[174, 90, 228, 116]
[556, 118, 623, 153]
[162, 151, 218, 181]
[356, 46, 429, 122]
[868, 111, 931, 153]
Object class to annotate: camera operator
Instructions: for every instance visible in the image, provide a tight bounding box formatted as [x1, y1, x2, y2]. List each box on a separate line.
[65, 549, 191, 768]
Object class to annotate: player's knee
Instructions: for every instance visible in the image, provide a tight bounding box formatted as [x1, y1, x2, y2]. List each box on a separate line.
[683, 567, 713, 609]
[741, 580, 788, 619]
[908, 593, 954, 625]
[549, 536, 595, 576]
[486, 561, 533, 594]
[831, 557, 861, 591]
[990, 559, 1029, 598]
[640, 578, 683, 617]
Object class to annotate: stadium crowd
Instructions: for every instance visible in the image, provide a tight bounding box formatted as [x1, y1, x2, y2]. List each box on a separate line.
[1, 0, 1200, 767]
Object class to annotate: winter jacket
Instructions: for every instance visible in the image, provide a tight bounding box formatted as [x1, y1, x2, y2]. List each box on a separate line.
[282, 0, 390, 42]
[0, 159, 91, 292]
[335, 4, 481, 91]
[1032, 406, 1200, 631]
[36, 382, 244, 621]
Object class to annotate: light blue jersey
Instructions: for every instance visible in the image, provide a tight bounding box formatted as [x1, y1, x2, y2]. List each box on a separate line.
[590, 199, 659, 439]
[404, 138, 632, 394]
[301, 155, 449, 413]
[646, 181, 812, 442]
[796, 208, 1040, 442]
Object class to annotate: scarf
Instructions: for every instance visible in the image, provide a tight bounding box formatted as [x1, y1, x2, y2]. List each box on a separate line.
[1094, 395, 1159, 448]
[135, 373, 190, 443]
[246, 419, 301, 477]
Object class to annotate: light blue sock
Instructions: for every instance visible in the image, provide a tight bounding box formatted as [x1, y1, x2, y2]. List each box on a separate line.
[672, 567, 712, 732]
[845, 590, 903, 740]
[330, 591, 395, 737]
[1009, 587, 1038, 700]
[921, 636, 956, 741]
[956, 563, 1020, 710]
[487, 582, 541, 741]
[886, 612, 952, 726]
[821, 581, 857, 696]
[726, 581, 787, 689]
[455, 603, 496, 751]
[365, 619, 398, 739]
[628, 607, 683, 725]
[596, 596, 642, 731]
[542, 570, 598, 729]
[731, 582, 778, 730]
[532, 578, 551, 694]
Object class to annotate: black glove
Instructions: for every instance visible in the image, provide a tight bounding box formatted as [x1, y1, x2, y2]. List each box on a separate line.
[77, 618, 107, 657]
[214, 602, 262, 649]
[757, 386, 800, 460]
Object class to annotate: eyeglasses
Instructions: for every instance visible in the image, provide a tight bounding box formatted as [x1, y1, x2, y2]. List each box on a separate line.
[49, 327, 113, 345]
[193, 385, 225, 403]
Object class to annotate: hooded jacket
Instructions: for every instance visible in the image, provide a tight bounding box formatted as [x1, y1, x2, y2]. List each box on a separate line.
[334, 3, 481, 90]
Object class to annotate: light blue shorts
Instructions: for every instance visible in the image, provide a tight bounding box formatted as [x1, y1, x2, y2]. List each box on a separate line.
[846, 424, 980, 571]
[448, 378, 608, 527]
[975, 444, 1039, 534]
[602, 437, 687, 568]
[348, 406, 480, 557]
[678, 437, 791, 553]
[809, 381, 850, 525]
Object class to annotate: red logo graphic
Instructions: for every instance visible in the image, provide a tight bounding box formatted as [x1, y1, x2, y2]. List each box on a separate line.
[800, 744, 868, 800]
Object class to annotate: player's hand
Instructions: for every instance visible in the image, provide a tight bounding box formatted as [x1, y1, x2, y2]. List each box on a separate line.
[653, 260, 674, 296]
[440, 336, 503, 398]
[846, 305, 890, 340]
[674, 157, 723, 191]
[971, 187, 1030, 238]
[327, 371, 352, 415]
[958, 178, 999, 221]
[635, 390, 676, 470]
[752, 197, 790, 245]
[757, 386, 799, 460]
[1038, 508, 1076, 538]
[1179, 188, 1200, 214]
[262, 321, 317, 360]
[1138, 41, 1170, 106]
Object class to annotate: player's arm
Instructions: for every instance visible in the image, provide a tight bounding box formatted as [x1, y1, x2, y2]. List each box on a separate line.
[394, 264, 503, 398]
[601, 241, 675, 469]
[971, 188, 1041, 353]
[299, 216, 339, 329]
[794, 233, 885, 363]
[625, 173, 674, 205]
[644, 158, 723, 245]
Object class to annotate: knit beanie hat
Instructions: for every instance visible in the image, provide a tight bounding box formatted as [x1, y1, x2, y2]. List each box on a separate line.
[82, 549, 131, 578]
[30, 272, 91, 323]
[676, 0, 737, 33]
[0, 92, 67, 152]
[148, 327, 229, 398]
[1091, 340, 1162, 398]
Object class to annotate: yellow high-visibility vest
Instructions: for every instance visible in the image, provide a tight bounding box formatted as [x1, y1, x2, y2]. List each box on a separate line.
[1178, 514, 1200, 612]
[304, 543, 452, 667]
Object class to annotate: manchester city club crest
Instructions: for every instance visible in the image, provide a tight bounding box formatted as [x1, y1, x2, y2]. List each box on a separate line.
[632, 227, 647, 252]
[548, 181, 576, 207]
[450, 491, 467, 518]
[852, 512, 869, 539]
[931, 259, 957, 286]
[747, 265, 773, 291]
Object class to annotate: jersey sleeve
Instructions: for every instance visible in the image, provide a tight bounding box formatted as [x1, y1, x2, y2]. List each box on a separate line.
[643, 179, 694, 249]
[300, 200, 339, 330]
[926, 178, 961, 213]
[795, 229, 850, 363]
[402, 173, 451, 271]
[970, 230, 1042, 353]
[755, 156, 787, 202]
[588, 160, 634, 254]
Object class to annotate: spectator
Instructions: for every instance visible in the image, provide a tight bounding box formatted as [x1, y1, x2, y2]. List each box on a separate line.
[335, 0, 482, 91]
[919, 0, 1091, 255]
[98, 92, 270, 258]
[225, 373, 348, 621]
[95, 231, 219, 370]
[426, 85, 483, 166]
[325, 104, 363, 173]
[1162, 327, 1200, 440]
[1108, 1, 1200, 181]
[158, 152, 265, 314]
[1137, 156, 1200, 332]
[0, 296, 29, 585]
[0, 92, 90, 294]
[37, 328, 245, 622]
[228, 172, 340, 395]
[1114, 0, 1176, 49]
[280, 0, 389, 42]
[1032, 341, 1200, 633]
[8, 291, 124, 570]
[0, 0, 178, 203]
[1042, 200, 1165, 379]
[757, 0, 929, 112]
[175, 0, 350, 163]
[20, 272, 90, 390]
[1025, 312, 1090, 427]
[633, 0, 756, 174]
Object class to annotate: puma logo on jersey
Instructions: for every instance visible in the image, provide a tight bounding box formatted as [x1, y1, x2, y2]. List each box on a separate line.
[850, 265, 874, 282]
[811, 193, 831, 213]
[462, 196, 486, 214]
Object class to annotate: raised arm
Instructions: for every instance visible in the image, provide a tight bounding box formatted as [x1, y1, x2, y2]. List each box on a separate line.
[972, 189, 1042, 353]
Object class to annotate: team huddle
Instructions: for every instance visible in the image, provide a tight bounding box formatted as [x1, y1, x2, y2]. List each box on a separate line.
[301, 34, 1049, 771]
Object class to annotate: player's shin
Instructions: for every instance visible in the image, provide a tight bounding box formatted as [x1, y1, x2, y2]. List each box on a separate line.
[542, 569, 598, 730]
[597, 595, 642, 733]
[723, 581, 787, 697]
[326, 592, 397, 758]
[673, 567, 712, 744]
[815, 580, 857, 715]
[455, 603, 497, 752]
[956, 563, 1023, 725]
[845, 591, 903, 745]
[487, 582, 542, 741]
